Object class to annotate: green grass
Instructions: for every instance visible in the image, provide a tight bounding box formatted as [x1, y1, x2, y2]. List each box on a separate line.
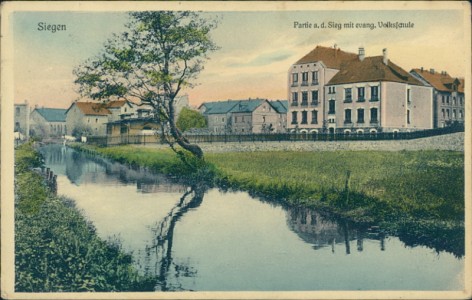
[73, 144, 464, 225]
[15, 143, 157, 292]
[207, 150, 464, 223]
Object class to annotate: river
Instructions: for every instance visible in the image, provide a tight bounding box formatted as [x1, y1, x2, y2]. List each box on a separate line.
[39, 144, 464, 291]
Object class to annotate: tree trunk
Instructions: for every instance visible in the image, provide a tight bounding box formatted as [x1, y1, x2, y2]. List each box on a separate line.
[168, 100, 204, 159]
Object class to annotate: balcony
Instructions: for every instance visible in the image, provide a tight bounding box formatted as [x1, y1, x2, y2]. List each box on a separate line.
[344, 120, 353, 124]
[370, 119, 379, 125]
[291, 120, 298, 125]
[311, 81, 319, 86]
[300, 101, 308, 107]
[357, 120, 365, 124]
[328, 110, 336, 115]
[357, 97, 365, 102]
[291, 101, 299, 107]
[370, 97, 379, 102]
[343, 99, 352, 103]
[311, 101, 319, 106]
[301, 81, 309, 86]
[291, 82, 299, 87]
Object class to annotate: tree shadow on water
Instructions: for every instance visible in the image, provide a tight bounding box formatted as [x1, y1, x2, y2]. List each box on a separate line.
[144, 183, 206, 291]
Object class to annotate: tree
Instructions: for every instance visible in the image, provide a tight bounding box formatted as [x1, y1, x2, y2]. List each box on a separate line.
[176, 107, 207, 132]
[73, 11, 218, 161]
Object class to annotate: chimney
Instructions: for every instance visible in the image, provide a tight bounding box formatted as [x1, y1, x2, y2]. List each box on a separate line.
[382, 48, 388, 65]
[430, 68, 435, 74]
[420, 67, 423, 72]
[358, 47, 365, 61]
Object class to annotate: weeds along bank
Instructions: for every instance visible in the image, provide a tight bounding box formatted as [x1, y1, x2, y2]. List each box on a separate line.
[14, 143, 156, 292]
[73, 143, 464, 227]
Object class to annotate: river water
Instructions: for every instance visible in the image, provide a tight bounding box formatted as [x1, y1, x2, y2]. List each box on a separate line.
[39, 144, 464, 291]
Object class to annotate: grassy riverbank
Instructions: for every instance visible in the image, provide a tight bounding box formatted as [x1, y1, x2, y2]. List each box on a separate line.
[15, 143, 156, 292]
[73, 144, 464, 226]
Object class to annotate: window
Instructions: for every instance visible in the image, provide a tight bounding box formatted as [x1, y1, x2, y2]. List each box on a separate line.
[357, 109, 364, 123]
[291, 111, 298, 124]
[407, 89, 411, 103]
[453, 110, 456, 119]
[15, 122, 20, 130]
[453, 97, 456, 105]
[328, 86, 336, 94]
[407, 110, 411, 124]
[460, 110, 463, 119]
[328, 100, 336, 114]
[460, 97, 463, 106]
[311, 110, 318, 124]
[370, 108, 378, 123]
[358, 87, 365, 101]
[301, 92, 308, 105]
[446, 96, 450, 104]
[312, 71, 319, 84]
[311, 90, 319, 105]
[222, 117, 225, 123]
[344, 88, 352, 102]
[302, 72, 309, 85]
[96, 118, 98, 123]
[301, 111, 308, 124]
[262, 116, 266, 123]
[442, 95, 445, 104]
[292, 92, 299, 106]
[442, 109, 445, 118]
[446, 109, 450, 119]
[344, 109, 352, 124]
[371, 86, 379, 101]
[292, 73, 299, 86]
[16, 107, 20, 115]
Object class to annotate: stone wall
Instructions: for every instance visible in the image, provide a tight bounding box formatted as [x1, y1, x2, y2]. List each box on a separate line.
[196, 132, 464, 153]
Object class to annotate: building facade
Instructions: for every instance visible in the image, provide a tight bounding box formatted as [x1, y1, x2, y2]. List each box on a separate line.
[200, 99, 288, 134]
[410, 68, 465, 128]
[65, 102, 111, 136]
[14, 101, 30, 139]
[288, 46, 434, 133]
[30, 107, 67, 138]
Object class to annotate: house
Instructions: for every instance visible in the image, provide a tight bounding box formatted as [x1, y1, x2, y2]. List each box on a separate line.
[288, 45, 433, 133]
[410, 68, 465, 128]
[287, 45, 358, 133]
[14, 101, 30, 140]
[105, 100, 136, 122]
[65, 101, 111, 136]
[30, 107, 67, 138]
[199, 99, 288, 134]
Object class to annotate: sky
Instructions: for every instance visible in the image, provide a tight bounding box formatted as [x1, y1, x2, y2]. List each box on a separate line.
[9, 4, 469, 109]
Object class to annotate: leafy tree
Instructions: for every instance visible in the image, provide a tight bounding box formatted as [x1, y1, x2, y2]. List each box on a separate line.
[176, 107, 207, 132]
[73, 11, 218, 161]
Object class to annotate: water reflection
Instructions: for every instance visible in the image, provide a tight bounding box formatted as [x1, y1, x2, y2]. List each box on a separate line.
[40, 145, 187, 194]
[144, 184, 205, 291]
[286, 208, 387, 254]
[37, 144, 464, 291]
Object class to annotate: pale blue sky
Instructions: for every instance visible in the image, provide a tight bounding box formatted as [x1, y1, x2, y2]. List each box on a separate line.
[11, 8, 467, 108]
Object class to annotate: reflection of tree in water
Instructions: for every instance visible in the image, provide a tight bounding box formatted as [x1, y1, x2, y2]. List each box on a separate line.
[143, 184, 206, 291]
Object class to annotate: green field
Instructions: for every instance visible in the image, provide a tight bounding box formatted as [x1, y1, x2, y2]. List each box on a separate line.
[80, 144, 464, 225]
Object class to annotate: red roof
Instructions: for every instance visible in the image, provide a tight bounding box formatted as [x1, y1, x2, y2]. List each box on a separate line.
[295, 45, 358, 69]
[73, 102, 111, 116]
[411, 68, 464, 93]
[328, 56, 424, 86]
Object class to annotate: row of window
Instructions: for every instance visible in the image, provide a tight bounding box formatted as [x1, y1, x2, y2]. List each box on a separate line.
[343, 86, 380, 102]
[291, 108, 381, 126]
[441, 95, 464, 106]
[291, 91, 319, 106]
[292, 71, 319, 86]
[291, 86, 380, 106]
[441, 108, 464, 120]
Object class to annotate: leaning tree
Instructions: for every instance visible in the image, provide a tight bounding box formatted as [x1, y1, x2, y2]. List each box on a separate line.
[74, 11, 218, 160]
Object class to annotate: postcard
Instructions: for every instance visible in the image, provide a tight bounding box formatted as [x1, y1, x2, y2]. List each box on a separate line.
[1, 1, 471, 299]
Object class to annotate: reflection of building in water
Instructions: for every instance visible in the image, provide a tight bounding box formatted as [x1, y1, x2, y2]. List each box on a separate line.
[41, 145, 187, 193]
[286, 207, 386, 254]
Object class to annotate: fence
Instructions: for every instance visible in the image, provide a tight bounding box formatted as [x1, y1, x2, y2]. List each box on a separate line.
[86, 124, 464, 146]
